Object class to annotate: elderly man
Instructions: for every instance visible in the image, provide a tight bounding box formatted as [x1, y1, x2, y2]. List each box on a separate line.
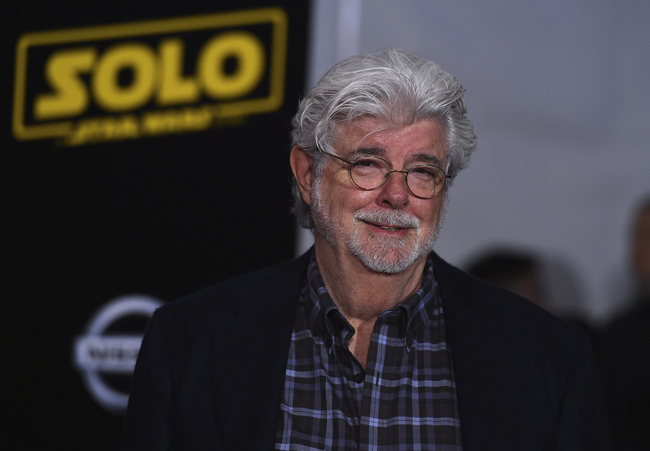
[121, 49, 611, 450]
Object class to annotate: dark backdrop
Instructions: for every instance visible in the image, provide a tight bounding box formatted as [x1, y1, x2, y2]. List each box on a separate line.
[4, 0, 311, 448]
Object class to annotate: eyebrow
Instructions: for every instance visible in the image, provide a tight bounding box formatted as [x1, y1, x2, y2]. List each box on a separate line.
[351, 147, 443, 167]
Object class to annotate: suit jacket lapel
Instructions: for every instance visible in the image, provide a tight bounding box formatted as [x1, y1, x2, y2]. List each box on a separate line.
[209, 252, 309, 450]
[433, 253, 530, 449]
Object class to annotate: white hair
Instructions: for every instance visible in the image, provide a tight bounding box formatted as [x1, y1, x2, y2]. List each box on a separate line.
[291, 48, 477, 229]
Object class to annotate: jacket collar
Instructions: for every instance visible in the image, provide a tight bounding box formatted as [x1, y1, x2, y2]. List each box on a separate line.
[209, 250, 310, 450]
[431, 252, 532, 449]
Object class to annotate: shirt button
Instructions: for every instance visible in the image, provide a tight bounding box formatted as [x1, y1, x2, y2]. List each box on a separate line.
[354, 372, 365, 383]
[406, 338, 413, 347]
[325, 337, 333, 347]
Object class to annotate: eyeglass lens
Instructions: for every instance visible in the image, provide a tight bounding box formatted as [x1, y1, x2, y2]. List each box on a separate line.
[350, 157, 445, 198]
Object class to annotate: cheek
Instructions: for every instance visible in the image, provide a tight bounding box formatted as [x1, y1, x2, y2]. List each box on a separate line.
[420, 198, 444, 224]
[333, 185, 376, 212]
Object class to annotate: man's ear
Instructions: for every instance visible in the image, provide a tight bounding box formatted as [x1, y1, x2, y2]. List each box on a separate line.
[290, 146, 314, 206]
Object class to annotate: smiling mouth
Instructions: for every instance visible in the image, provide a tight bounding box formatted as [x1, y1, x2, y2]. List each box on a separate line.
[363, 220, 407, 232]
[378, 225, 402, 231]
[354, 209, 421, 233]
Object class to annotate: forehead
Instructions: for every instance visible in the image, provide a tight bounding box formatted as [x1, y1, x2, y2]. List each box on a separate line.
[333, 117, 446, 159]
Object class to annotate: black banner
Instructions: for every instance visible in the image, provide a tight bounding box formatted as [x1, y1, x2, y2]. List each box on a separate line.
[4, 0, 310, 448]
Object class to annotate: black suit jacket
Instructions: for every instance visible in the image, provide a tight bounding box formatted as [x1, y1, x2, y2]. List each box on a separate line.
[121, 250, 612, 450]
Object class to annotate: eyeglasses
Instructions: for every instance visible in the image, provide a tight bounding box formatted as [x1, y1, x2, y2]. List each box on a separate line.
[322, 150, 450, 199]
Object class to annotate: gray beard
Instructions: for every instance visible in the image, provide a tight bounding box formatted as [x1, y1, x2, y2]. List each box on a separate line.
[311, 179, 444, 274]
[348, 208, 439, 273]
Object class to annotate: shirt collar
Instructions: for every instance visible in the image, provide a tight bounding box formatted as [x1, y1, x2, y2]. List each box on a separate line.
[398, 258, 439, 348]
[301, 252, 440, 351]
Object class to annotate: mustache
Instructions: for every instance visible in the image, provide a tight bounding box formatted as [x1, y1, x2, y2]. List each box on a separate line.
[353, 209, 421, 229]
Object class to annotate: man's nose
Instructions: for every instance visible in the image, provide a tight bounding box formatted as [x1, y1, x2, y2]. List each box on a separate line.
[377, 170, 409, 208]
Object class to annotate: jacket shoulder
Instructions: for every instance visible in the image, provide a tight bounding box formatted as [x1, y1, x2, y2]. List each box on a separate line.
[431, 252, 587, 347]
[152, 250, 311, 331]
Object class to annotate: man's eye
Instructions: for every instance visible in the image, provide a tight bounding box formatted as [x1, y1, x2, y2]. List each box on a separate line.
[354, 159, 382, 169]
[410, 167, 435, 180]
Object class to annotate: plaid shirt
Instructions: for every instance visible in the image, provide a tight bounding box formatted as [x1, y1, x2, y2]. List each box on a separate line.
[276, 254, 462, 450]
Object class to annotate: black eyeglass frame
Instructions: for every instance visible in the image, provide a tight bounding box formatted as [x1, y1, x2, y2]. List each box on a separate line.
[321, 150, 451, 199]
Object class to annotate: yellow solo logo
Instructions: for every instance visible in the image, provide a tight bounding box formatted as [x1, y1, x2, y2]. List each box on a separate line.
[13, 8, 288, 145]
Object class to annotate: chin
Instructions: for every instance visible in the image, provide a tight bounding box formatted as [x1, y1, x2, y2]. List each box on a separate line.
[351, 242, 430, 274]
[349, 226, 437, 274]
[361, 258, 416, 274]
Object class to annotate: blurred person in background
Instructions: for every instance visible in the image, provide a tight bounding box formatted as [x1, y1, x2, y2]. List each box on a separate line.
[598, 196, 650, 450]
[466, 248, 595, 340]
[466, 249, 544, 308]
